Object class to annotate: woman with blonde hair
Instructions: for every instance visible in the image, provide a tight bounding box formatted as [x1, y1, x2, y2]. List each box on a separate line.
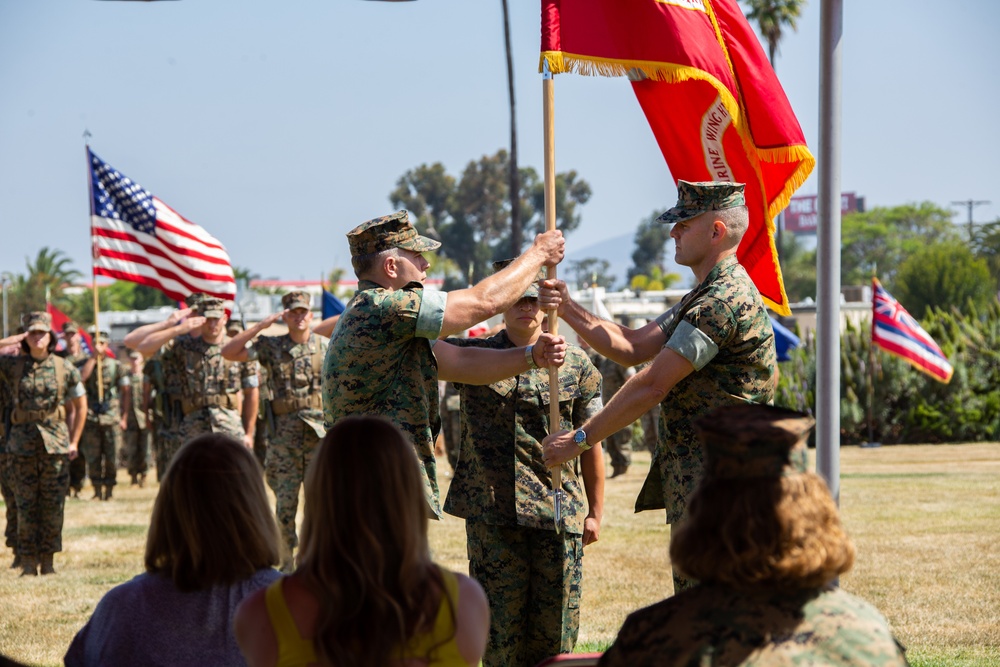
[600, 404, 909, 667]
[235, 416, 489, 667]
[65, 434, 282, 666]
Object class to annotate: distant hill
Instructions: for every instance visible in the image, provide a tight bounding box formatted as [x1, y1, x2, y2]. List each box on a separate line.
[565, 233, 692, 291]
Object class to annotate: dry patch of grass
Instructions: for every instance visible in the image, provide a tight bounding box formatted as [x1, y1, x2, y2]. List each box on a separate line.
[2, 445, 998, 666]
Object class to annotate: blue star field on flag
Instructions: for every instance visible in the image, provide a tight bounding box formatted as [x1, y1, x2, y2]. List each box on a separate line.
[89, 149, 158, 235]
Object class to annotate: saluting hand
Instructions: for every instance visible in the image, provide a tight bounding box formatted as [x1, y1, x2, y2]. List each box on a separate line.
[177, 316, 206, 333]
[167, 308, 195, 326]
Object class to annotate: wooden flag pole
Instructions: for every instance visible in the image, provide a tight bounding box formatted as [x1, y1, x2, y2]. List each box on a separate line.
[92, 272, 103, 402]
[542, 60, 564, 530]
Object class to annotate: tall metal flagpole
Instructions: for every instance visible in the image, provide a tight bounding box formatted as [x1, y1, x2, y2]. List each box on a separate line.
[816, 0, 843, 503]
[542, 59, 564, 531]
[85, 138, 104, 402]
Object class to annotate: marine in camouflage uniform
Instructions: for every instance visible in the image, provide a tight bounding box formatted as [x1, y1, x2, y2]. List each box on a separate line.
[0, 312, 87, 576]
[123, 351, 151, 487]
[79, 332, 130, 500]
[222, 291, 328, 566]
[444, 260, 605, 667]
[141, 350, 171, 480]
[130, 294, 259, 459]
[323, 211, 565, 518]
[57, 321, 89, 498]
[540, 181, 777, 594]
[599, 404, 909, 667]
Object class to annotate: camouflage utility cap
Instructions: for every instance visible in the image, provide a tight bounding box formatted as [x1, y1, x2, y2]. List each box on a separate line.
[226, 320, 244, 336]
[62, 321, 80, 335]
[185, 292, 207, 309]
[695, 404, 813, 480]
[657, 180, 746, 225]
[347, 210, 441, 258]
[93, 331, 111, 343]
[492, 258, 544, 299]
[22, 312, 52, 333]
[281, 290, 311, 311]
[200, 296, 226, 318]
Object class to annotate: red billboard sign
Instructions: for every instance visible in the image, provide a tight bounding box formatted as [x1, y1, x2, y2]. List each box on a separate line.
[784, 193, 863, 234]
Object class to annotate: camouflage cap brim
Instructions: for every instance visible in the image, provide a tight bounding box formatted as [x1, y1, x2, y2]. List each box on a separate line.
[25, 322, 51, 333]
[656, 206, 704, 225]
[396, 234, 442, 253]
[657, 180, 746, 225]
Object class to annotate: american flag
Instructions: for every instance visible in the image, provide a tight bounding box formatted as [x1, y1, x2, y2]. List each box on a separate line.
[89, 148, 236, 304]
[872, 277, 953, 384]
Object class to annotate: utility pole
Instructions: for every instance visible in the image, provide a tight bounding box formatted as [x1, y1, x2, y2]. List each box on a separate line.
[951, 199, 990, 241]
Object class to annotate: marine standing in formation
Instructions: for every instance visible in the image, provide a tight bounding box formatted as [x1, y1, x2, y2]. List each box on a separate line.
[0, 344, 18, 568]
[0, 313, 87, 576]
[123, 350, 151, 487]
[78, 331, 130, 501]
[129, 295, 259, 450]
[541, 181, 777, 592]
[57, 321, 89, 499]
[322, 210, 568, 518]
[445, 260, 606, 667]
[222, 291, 329, 569]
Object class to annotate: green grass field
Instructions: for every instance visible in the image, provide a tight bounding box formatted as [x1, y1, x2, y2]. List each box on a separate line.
[2, 443, 998, 666]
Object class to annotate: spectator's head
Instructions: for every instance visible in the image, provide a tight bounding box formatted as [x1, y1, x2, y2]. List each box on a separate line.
[297, 416, 436, 665]
[671, 404, 855, 591]
[145, 434, 280, 591]
[347, 211, 440, 286]
[299, 416, 430, 575]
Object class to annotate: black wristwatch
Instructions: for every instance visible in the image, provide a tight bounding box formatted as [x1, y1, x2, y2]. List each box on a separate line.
[573, 429, 592, 451]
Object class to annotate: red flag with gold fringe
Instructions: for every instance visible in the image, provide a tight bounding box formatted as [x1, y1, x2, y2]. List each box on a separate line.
[540, 0, 814, 314]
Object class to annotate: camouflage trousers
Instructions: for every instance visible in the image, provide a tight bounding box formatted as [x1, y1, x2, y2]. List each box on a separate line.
[265, 414, 320, 556]
[1, 452, 18, 553]
[154, 427, 183, 482]
[81, 422, 122, 489]
[605, 427, 632, 471]
[467, 521, 583, 667]
[177, 406, 245, 443]
[669, 521, 698, 594]
[123, 425, 151, 478]
[639, 404, 659, 453]
[11, 441, 69, 556]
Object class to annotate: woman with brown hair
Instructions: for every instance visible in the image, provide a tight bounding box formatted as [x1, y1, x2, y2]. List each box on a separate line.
[599, 404, 909, 667]
[65, 434, 282, 666]
[234, 416, 489, 667]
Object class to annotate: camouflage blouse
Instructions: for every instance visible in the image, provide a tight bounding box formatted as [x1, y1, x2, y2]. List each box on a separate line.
[599, 584, 909, 666]
[444, 332, 603, 535]
[322, 279, 448, 517]
[639, 255, 777, 522]
[247, 332, 327, 436]
[83, 356, 130, 426]
[0, 354, 85, 456]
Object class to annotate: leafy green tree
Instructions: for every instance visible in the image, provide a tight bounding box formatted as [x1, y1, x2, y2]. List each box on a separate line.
[778, 233, 817, 302]
[567, 258, 615, 290]
[841, 202, 960, 285]
[970, 218, 1000, 291]
[628, 211, 672, 282]
[892, 242, 993, 319]
[389, 150, 591, 288]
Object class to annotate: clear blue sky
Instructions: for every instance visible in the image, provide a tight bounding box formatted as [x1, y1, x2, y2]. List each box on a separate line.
[2, 0, 998, 283]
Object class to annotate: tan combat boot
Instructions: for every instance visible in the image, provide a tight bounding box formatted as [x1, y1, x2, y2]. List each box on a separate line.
[20, 555, 38, 577]
[40, 553, 56, 575]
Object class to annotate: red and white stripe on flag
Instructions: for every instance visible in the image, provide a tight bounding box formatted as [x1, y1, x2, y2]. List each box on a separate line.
[872, 278, 953, 383]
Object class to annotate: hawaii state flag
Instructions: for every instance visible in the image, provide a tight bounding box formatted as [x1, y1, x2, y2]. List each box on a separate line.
[88, 149, 236, 305]
[540, 0, 815, 315]
[872, 278, 953, 384]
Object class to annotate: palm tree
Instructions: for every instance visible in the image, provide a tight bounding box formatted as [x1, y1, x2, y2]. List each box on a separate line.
[744, 0, 806, 70]
[744, 0, 806, 263]
[501, 0, 522, 256]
